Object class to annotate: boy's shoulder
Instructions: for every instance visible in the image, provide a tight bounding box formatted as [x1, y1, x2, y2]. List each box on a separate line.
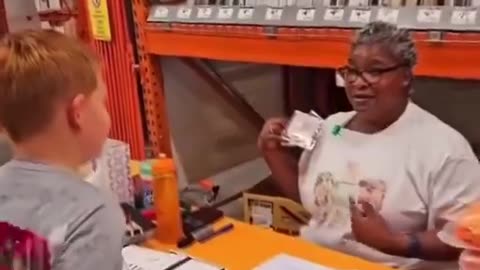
[0, 160, 109, 237]
[0, 160, 126, 269]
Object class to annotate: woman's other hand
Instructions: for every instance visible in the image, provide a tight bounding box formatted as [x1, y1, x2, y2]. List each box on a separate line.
[258, 118, 288, 152]
[350, 200, 403, 254]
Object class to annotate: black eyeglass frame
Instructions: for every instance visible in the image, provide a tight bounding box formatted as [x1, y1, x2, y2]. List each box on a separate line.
[337, 64, 406, 85]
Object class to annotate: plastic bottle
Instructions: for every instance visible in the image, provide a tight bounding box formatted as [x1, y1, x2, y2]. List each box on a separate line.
[152, 158, 183, 244]
[140, 162, 154, 209]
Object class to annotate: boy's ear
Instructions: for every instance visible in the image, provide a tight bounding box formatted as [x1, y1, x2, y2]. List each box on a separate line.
[66, 94, 87, 130]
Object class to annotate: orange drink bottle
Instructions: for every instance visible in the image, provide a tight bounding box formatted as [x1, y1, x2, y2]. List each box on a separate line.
[152, 158, 183, 244]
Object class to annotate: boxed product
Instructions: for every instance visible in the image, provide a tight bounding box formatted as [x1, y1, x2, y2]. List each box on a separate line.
[243, 178, 311, 235]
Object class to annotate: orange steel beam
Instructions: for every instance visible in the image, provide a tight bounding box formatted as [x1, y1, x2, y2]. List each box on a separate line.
[143, 28, 349, 70]
[76, 0, 146, 159]
[141, 25, 480, 80]
[75, 0, 92, 43]
[132, 0, 172, 157]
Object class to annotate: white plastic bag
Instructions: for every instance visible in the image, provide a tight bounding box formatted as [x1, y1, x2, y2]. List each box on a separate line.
[282, 110, 324, 150]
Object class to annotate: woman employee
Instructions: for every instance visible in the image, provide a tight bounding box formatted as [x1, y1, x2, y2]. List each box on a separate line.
[258, 21, 480, 269]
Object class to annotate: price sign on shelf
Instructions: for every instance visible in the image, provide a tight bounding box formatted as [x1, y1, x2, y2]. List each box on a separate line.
[417, 8, 442, 24]
[154, 7, 169, 18]
[376, 8, 399, 24]
[266, 8, 283, 20]
[197, 7, 213, 19]
[349, 0, 369, 6]
[177, 7, 192, 19]
[296, 9, 316, 22]
[324, 8, 344, 21]
[350, 9, 371, 23]
[218, 7, 234, 19]
[238, 8, 254, 20]
[451, 9, 477, 25]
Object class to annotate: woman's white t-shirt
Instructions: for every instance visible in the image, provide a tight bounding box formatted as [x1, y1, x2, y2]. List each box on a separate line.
[298, 102, 480, 270]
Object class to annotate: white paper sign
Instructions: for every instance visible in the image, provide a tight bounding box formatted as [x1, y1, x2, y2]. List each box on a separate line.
[238, 8, 254, 19]
[218, 7, 234, 19]
[324, 8, 344, 21]
[297, 9, 316, 21]
[177, 7, 192, 19]
[350, 9, 371, 23]
[254, 254, 333, 270]
[348, 0, 369, 6]
[197, 7, 213, 19]
[154, 7, 169, 18]
[451, 10, 477, 25]
[376, 8, 399, 24]
[417, 8, 442, 24]
[266, 8, 283, 20]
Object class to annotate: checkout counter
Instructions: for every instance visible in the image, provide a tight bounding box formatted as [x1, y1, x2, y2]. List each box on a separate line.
[128, 160, 392, 270]
[145, 217, 392, 270]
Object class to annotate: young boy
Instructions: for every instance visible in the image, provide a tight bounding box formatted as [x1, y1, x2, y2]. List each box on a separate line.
[0, 30, 124, 269]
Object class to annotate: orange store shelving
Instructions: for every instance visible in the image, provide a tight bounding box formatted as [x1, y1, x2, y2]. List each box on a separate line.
[131, 0, 480, 156]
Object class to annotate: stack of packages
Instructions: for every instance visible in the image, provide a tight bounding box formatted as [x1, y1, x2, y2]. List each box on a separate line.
[85, 139, 134, 204]
[439, 203, 480, 270]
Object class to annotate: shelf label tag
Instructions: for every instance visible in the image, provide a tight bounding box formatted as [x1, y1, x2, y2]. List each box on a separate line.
[238, 8, 254, 19]
[451, 9, 477, 25]
[197, 7, 213, 19]
[297, 8, 316, 21]
[266, 8, 283, 20]
[154, 7, 169, 18]
[218, 7, 234, 19]
[324, 8, 344, 21]
[376, 8, 399, 24]
[177, 7, 192, 19]
[349, 0, 369, 6]
[350, 8, 371, 23]
[417, 8, 442, 24]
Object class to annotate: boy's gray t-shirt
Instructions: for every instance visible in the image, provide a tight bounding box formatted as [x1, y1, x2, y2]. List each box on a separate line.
[0, 160, 125, 270]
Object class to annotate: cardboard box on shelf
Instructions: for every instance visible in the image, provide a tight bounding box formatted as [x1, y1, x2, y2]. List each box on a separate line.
[243, 178, 311, 236]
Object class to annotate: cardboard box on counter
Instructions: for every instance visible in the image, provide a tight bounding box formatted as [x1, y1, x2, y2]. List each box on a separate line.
[243, 178, 311, 236]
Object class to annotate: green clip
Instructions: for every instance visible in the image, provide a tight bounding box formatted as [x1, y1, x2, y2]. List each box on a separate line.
[332, 125, 342, 136]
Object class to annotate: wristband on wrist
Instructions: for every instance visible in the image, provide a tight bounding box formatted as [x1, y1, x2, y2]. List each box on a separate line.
[406, 233, 422, 258]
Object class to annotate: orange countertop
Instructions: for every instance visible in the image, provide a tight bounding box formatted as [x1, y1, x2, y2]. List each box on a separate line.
[144, 218, 392, 270]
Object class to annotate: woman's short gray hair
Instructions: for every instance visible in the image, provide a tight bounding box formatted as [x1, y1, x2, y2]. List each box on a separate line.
[352, 21, 417, 68]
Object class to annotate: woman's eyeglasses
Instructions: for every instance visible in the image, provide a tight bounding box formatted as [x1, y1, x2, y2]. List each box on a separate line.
[337, 64, 405, 85]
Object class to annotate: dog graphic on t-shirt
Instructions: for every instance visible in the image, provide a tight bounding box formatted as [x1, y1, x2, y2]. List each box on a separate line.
[311, 168, 387, 227]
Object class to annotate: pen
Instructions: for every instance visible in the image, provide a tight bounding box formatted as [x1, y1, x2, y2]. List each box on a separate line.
[198, 223, 234, 243]
[163, 256, 191, 270]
